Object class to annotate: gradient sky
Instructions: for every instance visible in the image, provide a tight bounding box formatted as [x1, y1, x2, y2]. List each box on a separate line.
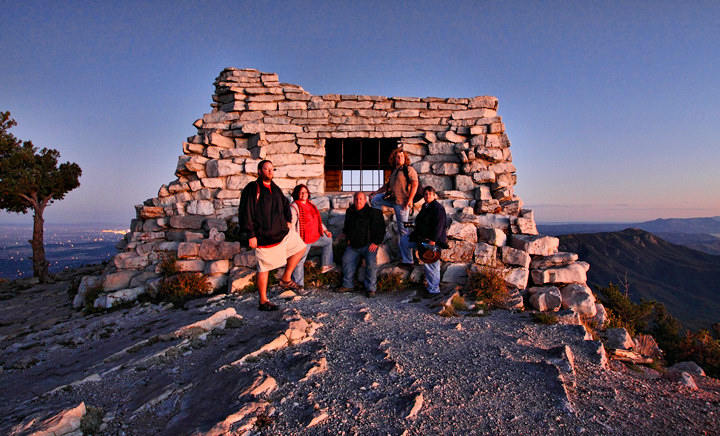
[1, 1, 718, 225]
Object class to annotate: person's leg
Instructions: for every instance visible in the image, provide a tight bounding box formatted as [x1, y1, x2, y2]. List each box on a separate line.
[281, 248, 305, 283]
[342, 246, 360, 289]
[291, 244, 311, 287]
[257, 271, 270, 303]
[317, 235, 334, 267]
[370, 192, 393, 210]
[393, 203, 412, 264]
[362, 246, 378, 293]
[424, 261, 441, 294]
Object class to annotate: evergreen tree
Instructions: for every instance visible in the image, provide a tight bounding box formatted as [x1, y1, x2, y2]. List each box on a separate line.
[0, 111, 82, 283]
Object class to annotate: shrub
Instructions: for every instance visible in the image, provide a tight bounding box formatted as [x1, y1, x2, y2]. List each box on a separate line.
[595, 283, 654, 335]
[303, 261, 341, 287]
[438, 305, 459, 317]
[533, 312, 558, 325]
[450, 294, 467, 311]
[466, 266, 509, 308]
[158, 254, 180, 277]
[157, 272, 212, 306]
[377, 272, 407, 293]
[676, 329, 720, 379]
[80, 406, 104, 435]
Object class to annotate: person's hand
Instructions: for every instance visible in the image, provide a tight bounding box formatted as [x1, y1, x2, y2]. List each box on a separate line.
[249, 237, 257, 249]
[428, 241, 435, 245]
[324, 230, 332, 238]
[405, 200, 413, 210]
[369, 243, 378, 253]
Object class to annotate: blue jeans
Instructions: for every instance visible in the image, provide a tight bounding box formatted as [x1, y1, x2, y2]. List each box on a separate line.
[342, 244, 377, 292]
[408, 241, 441, 293]
[291, 235, 333, 287]
[370, 193, 412, 264]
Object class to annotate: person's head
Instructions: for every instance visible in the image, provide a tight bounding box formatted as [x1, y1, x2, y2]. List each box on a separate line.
[423, 185, 437, 203]
[353, 191, 367, 210]
[388, 148, 408, 167]
[258, 160, 273, 182]
[292, 184, 310, 202]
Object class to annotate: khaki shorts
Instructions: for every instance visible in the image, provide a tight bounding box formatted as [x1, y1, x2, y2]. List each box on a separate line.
[255, 230, 306, 272]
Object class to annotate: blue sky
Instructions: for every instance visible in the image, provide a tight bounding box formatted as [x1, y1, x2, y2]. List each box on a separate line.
[1, 1, 718, 225]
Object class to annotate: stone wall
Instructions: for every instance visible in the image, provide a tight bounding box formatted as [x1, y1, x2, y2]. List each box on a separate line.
[83, 68, 595, 316]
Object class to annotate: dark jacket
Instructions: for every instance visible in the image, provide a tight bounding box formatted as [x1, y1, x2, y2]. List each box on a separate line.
[238, 179, 291, 247]
[410, 199, 448, 248]
[343, 203, 385, 249]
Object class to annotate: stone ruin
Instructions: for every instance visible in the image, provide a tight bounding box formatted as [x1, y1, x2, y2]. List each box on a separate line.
[76, 68, 601, 321]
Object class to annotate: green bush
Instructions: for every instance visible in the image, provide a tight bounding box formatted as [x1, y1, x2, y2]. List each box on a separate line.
[533, 312, 558, 325]
[80, 406, 104, 435]
[302, 261, 341, 287]
[466, 266, 509, 308]
[157, 272, 212, 306]
[158, 254, 180, 277]
[595, 283, 654, 335]
[377, 272, 408, 293]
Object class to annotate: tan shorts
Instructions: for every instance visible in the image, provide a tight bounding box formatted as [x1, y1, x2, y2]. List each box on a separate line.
[255, 230, 306, 272]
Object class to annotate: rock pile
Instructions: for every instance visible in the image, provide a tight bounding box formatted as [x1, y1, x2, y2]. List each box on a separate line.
[80, 68, 599, 318]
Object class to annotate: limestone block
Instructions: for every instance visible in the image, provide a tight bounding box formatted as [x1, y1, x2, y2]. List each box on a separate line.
[441, 263, 469, 283]
[475, 147, 504, 162]
[451, 108, 497, 119]
[138, 206, 165, 219]
[468, 96, 498, 109]
[176, 260, 206, 272]
[207, 274, 228, 292]
[431, 162, 460, 175]
[531, 263, 587, 285]
[577, 261, 590, 272]
[94, 286, 146, 308]
[454, 175, 474, 192]
[440, 240, 475, 262]
[21, 402, 87, 436]
[205, 260, 231, 275]
[475, 185, 492, 201]
[510, 234, 559, 256]
[277, 163, 323, 178]
[589, 303, 608, 329]
[667, 361, 706, 377]
[229, 268, 255, 293]
[476, 214, 510, 230]
[447, 222, 478, 242]
[428, 142, 455, 154]
[474, 242, 496, 266]
[204, 218, 229, 232]
[129, 271, 159, 287]
[439, 130, 466, 143]
[472, 171, 496, 183]
[103, 270, 139, 292]
[226, 174, 255, 190]
[266, 153, 304, 166]
[477, 227, 507, 246]
[185, 156, 209, 172]
[206, 159, 244, 177]
[376, 244, 392, 266]
[501, 246, 530, 268]
[504, 267, 529, 290]
[185, 231, 205, 241]
[73, 275, 103, 308]
[512, 217, 538, 235]
[530, 252, 578, 269]
[560, 283, 597, 317]
[202, 177, 225, 189]
[113, 252, 150, 270]
[208, 132, 235, 148]
[170, 215, 204, 229]
[528, 286, 562, 312]
[220, 148, 252, 159]
[187, 200, 215, 215]
[603, 328, 634, 350]
[178, 242, 200, 259]
[199, 240, 240, 260]
[234, 251, 257, 268]
[420, 174, 453, 192]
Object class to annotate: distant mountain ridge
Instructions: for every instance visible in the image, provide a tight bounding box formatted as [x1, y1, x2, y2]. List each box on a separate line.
[539, 216, 720, 255]
[557, 228, 720, 330]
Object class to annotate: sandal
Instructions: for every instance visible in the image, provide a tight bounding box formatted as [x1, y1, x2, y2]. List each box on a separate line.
[279, 279, 302, 291]
[258, 301, 279, 311]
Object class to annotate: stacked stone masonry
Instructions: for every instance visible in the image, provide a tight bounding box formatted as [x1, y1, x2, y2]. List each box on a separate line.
[87, 68, 595, 315]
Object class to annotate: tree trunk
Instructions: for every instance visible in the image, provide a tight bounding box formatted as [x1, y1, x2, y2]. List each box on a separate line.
[30, 206, 49, 283]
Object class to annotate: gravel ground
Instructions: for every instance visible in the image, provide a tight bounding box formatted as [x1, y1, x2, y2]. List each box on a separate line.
[1, 272, 719, 435]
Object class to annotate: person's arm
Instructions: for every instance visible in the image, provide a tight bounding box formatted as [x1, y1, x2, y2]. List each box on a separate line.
[239, 182, 258, 248]
[290, 203, 300, 233]
[370, 209, 386, 246]
[405, 167, 419, 209]
[430, 205, 447, 244]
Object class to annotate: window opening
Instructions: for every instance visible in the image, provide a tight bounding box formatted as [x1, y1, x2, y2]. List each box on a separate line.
[324, 138, 397, 191]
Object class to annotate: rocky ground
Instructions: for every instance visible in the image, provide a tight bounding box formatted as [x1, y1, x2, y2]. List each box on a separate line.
[1, 267, 719, 435]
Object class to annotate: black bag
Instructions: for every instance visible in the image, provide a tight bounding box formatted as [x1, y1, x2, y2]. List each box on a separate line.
[402, 165, 424, 203]
[236, 182, 260, 247]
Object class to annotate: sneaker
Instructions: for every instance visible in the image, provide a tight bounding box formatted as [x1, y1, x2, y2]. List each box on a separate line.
[321, 265, 336, 274]
[258, 301, 279, 311]
[335, 287, 353, 293]
[366, 291, 376, 298]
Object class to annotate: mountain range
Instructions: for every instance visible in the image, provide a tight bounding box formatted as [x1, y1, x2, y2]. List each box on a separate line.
[539, 216, 720, 255]
[556, 228, 720, 331]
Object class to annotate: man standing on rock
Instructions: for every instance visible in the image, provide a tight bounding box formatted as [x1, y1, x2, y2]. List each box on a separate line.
[338, 191, 386, 298]
[239, 160, 306, 311]
[369, 147, 419, 269]
[410, 186, 448, 297]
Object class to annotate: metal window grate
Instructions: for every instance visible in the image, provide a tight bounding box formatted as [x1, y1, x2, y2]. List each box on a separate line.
[324, 138, 397, 192]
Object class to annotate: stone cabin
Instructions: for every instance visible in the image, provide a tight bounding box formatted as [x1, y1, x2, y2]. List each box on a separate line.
[78, 68, 596, 316]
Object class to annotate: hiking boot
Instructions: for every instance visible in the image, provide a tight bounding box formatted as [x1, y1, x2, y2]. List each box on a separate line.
[366, 291, 376, 298]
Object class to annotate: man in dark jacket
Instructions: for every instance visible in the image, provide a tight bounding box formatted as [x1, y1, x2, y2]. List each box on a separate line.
[338, 191, 386, 298]
[239, 160, 306, 311]
[410, 186, 448, 296]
